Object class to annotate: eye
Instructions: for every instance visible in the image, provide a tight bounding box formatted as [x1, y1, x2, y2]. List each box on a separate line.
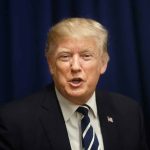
[81, 53, 93, 60]
[58, 53, 71, 61]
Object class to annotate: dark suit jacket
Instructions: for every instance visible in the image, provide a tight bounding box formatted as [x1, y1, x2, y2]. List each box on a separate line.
[0, 84, 148, 150]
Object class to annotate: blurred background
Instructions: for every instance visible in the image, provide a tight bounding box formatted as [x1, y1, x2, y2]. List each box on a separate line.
[0, 0, 150, 147]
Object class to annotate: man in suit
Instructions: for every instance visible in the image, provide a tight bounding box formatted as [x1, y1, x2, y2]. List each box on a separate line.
[0, 18, 148, 150]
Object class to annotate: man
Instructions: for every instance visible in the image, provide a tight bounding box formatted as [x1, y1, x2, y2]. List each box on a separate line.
[0, 18, 148, 150]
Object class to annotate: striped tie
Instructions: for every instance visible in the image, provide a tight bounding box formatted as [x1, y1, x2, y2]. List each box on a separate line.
[76, 104, 100, 150]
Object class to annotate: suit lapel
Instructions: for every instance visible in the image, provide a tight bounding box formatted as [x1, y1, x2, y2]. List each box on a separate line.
[38, 85, 122, 150]
[96, 91, 122, 150]
[39, 85, 71, 150]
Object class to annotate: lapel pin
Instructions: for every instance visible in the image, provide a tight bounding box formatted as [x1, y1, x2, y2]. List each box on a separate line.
[107, 116, 113, 123]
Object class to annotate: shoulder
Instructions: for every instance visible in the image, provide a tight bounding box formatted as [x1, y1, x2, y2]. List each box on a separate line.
[98, 90, 138, 105]
[0, 84, 54, 120]
[96, 90, 141, 116]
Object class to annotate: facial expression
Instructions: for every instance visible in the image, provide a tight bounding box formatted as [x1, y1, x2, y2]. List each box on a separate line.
[47, 37, 108, 104]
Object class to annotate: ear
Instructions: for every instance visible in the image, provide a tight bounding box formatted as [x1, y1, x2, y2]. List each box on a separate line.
[100, 53, 109, 74]
[100, 61, 108, 74]
[47, 56, 54, 75]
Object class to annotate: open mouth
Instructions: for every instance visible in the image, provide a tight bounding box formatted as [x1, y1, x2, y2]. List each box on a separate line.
[69, 78, 83, 86]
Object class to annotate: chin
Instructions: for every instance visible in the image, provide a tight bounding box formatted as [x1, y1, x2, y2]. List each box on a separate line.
[67, 87, 85, 94]
[67, 91, 83, 97]
[67, 89, 90, 100]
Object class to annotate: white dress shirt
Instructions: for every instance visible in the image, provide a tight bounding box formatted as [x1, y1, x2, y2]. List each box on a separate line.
[55, 88, 104, 150]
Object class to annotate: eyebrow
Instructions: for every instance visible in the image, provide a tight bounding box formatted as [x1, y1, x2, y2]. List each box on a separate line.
[56, 47, 96, 54]
[80, 49, 96, 54]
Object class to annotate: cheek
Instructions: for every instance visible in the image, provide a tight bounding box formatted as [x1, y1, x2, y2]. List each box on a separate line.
[85, 63, 101, 80]
[56, 62, 69, 71]
[85, 61, 101, 74]
[53, 62, 70, 79]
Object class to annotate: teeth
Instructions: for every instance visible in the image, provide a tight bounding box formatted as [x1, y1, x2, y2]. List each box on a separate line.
[71, 78, 82, 83]
[72, 80, 80, 83]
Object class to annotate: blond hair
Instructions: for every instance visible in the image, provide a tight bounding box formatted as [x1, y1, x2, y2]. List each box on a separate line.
[45, 18, 109, 59]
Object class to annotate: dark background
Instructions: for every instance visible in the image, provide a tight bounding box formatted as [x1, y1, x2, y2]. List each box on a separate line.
[0, 0, 150, 147]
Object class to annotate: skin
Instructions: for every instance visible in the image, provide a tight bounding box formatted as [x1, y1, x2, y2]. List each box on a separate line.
[47, 37, 108, 105]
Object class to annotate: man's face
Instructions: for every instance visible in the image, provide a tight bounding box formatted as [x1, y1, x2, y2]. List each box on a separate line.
[47, 37, 108, 104]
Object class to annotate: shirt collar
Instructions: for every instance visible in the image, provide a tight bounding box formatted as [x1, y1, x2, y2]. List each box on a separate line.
[55, 87, 98, 122]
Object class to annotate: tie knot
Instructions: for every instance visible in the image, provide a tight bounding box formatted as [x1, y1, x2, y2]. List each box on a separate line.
[76, 104, 90, 116]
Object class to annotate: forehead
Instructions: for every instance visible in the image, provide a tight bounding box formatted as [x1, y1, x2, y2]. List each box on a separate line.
[55, 37, 98, 52]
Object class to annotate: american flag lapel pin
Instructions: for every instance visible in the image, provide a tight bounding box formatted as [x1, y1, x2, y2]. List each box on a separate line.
[107, 116, 113, 123]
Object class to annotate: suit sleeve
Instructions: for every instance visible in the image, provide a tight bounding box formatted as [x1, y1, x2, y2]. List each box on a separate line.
[0, 107, 16, 150]
[138, 105, 149, 150]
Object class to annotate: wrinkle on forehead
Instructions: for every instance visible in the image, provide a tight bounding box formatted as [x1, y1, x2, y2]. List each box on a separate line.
[54, 37, 100, 55]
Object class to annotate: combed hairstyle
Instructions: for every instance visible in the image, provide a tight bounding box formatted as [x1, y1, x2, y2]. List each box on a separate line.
[45, 18, 109, 58]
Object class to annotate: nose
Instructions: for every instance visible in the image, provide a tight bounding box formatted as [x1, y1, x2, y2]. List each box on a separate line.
[70, 55, 81, 72]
